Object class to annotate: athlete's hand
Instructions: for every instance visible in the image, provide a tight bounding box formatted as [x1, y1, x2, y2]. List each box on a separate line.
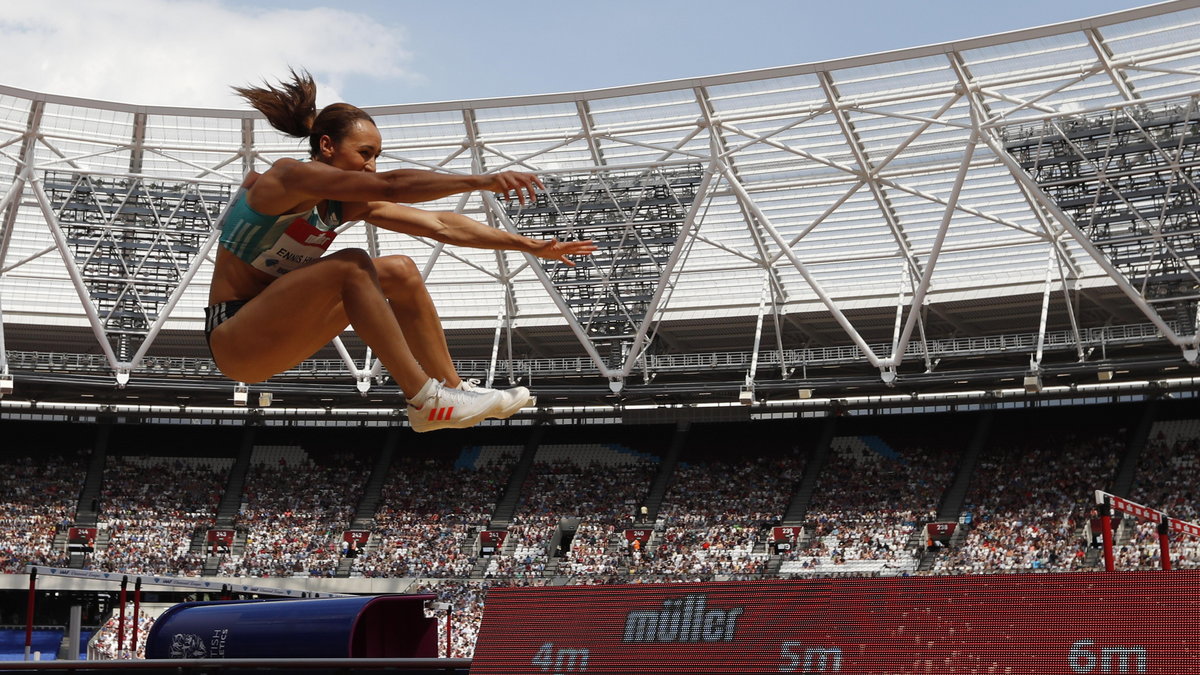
[487, 171, 544, 206]
[528, 238, 598, 266]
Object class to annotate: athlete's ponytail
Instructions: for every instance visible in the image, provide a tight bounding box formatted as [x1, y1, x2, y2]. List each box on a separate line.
[234, 68, 375, 158]
[234, 68, 317, 139]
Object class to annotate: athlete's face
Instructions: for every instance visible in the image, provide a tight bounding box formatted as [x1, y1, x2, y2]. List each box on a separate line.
[320, 120, 382, 173]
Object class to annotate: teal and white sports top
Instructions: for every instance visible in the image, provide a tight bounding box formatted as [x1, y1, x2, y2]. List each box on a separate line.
[217, 187, 344, 278]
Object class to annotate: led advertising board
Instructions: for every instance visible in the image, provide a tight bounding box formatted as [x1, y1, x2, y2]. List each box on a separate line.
[474, 570, 1200, 673]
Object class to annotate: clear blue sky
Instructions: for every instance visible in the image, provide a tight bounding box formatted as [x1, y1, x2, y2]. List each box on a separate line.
[292, 0, 1163, 105]
[0, 0, 1168, 108]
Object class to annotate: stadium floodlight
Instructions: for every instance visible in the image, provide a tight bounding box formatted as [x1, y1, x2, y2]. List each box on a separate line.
[233, 383, 249, 406]
[0, 374, 12, 396]
[1023, 373, 1043, 393]
[797, 388, 813, 399]
[1098, 370, 1114, 381]
[258, 392, 273, 407]
[739, 385, 755, 406]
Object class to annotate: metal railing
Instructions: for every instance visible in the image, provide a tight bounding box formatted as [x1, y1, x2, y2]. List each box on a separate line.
[2, 320, 1182, 382]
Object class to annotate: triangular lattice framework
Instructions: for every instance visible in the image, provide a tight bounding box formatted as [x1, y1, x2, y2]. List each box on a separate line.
[1000, 96, 1200, 338]
[41, 171, 232, 359]
[504, 164, 705, 366]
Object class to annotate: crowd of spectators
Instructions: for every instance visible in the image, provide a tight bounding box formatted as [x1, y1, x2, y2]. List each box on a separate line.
[783, 437, 955, 576]
[0, 416, 1192, 588]
[353, 453, 515, 578]
[412, 578, 549, 658]
[490, 446, 656, 578]
[483, 515, 554, 578]
[414, 580, 490, 658]
[87, 605, 154, 660]
[930, 431, 1124, 574]
[0, 450, 87, 573]
[88, 456, 229, 576]
[626, 449, 805, 578]
[562, 522, 629, 576]
[217, 448, 366, 577]
[1115, 420, 1200, 569]
[0, 413, 1195, 663]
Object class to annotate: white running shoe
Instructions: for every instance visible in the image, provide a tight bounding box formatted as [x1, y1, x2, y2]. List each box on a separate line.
[456, 378, 536, 419]
[407, 378, 507, 433]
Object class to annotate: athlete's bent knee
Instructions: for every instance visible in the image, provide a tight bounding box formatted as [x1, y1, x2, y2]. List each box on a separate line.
[377, 255, 420, 293]
[326, 248, 380, 287]
[328, 247, 375, 268]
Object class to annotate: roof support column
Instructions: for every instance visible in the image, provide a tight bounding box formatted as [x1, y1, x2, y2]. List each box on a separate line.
[1086, 28, 1139, 102]
[818, 72, 922, 280]
[949, 50, 1088, 362]
[695, 86, 791, 379]
[485, 190, 614, 382]
[240, 118, 255, 178]
[716, 156, 884, 367]
[128, 113, 147, 175]
[954, 55, 1196, 358]
[576, 100, 606, 167]
[609, 161, 720, 387]
[881, 130, 977, 369]
[890, 269, 926, 377]
[1033, 251, 1058, 373]
[0, 101, 43, 379]
[463, 108, 526, 384]
[332, 338, 375, 394]
[27, 173, 128, 372]
[744, 272, 771, 397]
[819, 71, 936, 377]
[490, 249, 519, 387]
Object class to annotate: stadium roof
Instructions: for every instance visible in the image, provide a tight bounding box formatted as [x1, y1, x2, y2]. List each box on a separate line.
[1, 0, 1198, 412]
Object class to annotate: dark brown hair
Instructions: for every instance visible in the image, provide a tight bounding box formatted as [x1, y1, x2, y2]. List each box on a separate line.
[234, 68, 376, 158]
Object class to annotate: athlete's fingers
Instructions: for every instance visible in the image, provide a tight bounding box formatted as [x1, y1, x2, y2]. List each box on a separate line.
[564, 240, 597, 255]
[496, 171, 540, 205]
[515, 174, 536, 205]
[523, 175, 541, 204]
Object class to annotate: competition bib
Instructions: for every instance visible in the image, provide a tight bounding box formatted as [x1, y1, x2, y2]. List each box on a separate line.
[249, 216, 338, 276]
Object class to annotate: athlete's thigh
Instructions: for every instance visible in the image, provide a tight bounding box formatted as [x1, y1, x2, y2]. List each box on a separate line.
[209, 258, 355, 382]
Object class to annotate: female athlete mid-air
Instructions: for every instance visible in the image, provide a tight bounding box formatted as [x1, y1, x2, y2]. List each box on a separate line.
[207, 70, 595, 431]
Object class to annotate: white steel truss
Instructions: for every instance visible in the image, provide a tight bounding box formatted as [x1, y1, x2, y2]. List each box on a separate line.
[27, 170, 230, 376]
[984, 94, 1200, 362]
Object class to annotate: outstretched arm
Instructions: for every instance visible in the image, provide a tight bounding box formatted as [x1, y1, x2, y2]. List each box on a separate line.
[353, 201, 597, 265]
[248, 159, 543, 214]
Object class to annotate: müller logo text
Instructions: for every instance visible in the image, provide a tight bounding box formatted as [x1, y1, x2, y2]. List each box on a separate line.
[622, 594, 744, 643]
